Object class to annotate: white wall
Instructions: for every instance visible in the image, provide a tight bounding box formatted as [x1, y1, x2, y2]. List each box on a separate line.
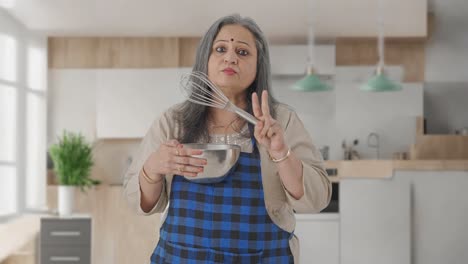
[272, 66, 423, 160]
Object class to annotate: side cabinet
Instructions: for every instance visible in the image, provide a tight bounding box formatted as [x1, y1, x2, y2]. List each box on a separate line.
[40, 217, 91, 264]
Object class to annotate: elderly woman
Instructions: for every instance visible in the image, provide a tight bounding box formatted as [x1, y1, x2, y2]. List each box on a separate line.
[124, 14, 331, 264]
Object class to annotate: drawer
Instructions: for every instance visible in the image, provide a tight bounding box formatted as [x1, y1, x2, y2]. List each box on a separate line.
[41, 219, 91, 246]
[41, 245, 90, 264]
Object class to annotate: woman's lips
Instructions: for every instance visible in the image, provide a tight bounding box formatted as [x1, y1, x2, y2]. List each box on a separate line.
[222, 68, 237, 75]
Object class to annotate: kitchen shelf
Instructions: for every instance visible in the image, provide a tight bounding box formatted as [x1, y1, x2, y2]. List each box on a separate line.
[411, 116, 468, 159]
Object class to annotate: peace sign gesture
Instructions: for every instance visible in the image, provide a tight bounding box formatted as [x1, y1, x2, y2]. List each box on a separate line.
[252, 90, 289, 159]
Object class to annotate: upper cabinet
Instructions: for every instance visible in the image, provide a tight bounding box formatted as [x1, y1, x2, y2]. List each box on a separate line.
[96, 68, 191, 139]
[48, 68, 192, 140]
[310, 0, 427, 38]
[48, 37, 200, 69]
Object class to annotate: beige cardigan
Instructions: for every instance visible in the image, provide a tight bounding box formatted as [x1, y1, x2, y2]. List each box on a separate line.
[123, 103, 331, 263]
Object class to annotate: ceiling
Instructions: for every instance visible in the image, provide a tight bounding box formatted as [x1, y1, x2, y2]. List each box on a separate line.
[2, 0, 427, 39]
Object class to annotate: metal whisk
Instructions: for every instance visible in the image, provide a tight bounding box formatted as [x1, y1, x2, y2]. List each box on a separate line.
[180, 71, 258, 125]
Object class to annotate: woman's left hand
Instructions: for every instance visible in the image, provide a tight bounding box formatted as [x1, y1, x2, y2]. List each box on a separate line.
[252, 90, 288, 158]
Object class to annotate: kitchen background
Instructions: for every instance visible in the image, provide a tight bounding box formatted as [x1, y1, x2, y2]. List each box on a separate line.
[1, 0, 468, 264]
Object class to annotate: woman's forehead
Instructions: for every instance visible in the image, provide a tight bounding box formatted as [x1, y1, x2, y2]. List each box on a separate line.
[214, 25, 256, 46]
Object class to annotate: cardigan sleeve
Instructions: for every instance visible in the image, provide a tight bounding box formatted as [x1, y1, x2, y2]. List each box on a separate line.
[122, 112, 171, 215]
[280, 110, 332, 213]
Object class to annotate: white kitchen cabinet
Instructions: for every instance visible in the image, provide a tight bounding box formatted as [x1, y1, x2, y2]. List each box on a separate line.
[295, 213, 340, 264]
[96, 68, 191, 138]
[340, 178, 410, 264]
[48, 70, 98, 142]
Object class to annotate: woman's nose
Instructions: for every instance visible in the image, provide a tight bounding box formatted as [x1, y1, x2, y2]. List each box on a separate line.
[224, 51, 238, 65]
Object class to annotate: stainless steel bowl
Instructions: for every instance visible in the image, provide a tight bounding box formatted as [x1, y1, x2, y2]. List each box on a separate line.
[182, 143, 241, 183]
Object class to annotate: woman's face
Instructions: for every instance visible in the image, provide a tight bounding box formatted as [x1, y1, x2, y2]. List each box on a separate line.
[207, 24, 258, 99]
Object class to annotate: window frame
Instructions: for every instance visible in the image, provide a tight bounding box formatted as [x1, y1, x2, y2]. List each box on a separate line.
[0, 22, 47, 221]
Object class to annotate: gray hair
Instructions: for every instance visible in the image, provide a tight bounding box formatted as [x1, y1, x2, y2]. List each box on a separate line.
[175, 14, 278, 143]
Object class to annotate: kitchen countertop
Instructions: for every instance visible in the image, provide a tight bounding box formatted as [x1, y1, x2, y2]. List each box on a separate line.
[295, 213, 340, 221]
[0, 214, 42, 261]
[324, 160, 468, 181]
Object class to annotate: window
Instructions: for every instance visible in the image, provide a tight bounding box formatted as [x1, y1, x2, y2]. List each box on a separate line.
[0, 33, 18, 218]
[0, 85, 17, 216]
[0, 167, 16, 215]
[0, 84, 16, 162]
[0, 18, 47, 218]
[0, 33, 16, 82]
[25, 92, 47, 209]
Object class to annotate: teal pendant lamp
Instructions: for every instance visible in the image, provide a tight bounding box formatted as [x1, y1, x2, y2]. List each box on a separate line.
[361, 66, 402, 92]
[360, 0, 402, 92]
[292, 0, 332, 92]
[292, 66, 331, 92]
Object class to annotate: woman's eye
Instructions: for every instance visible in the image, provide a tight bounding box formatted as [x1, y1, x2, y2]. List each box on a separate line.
[215, 46, 226, 53]
[238, 49, 249, 56]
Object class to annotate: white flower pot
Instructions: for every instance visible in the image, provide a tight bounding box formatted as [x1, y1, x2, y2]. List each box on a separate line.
[58, 185, 75, 216]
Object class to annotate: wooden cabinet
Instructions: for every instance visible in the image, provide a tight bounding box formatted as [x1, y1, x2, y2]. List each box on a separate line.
[48, 37, 180, 69]
[40, 217, 91, 264]
[48, 37, 200, 69]
[410, 116, 468, 159]
[410, 134, 468, 159]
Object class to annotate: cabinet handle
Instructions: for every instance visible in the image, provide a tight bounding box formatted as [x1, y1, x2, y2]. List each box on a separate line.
[50, 231, 81, 237]
[50, 256, 80, 262]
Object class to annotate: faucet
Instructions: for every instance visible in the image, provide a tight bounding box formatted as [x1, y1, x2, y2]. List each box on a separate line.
[367, 132, 380, 159]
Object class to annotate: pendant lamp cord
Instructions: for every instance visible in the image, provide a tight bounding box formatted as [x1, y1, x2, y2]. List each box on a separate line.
[377, 0, 385, 69]
[307, 0, 315, 69]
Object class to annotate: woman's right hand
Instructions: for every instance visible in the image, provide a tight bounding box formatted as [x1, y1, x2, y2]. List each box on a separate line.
[142, 140, 206, 180]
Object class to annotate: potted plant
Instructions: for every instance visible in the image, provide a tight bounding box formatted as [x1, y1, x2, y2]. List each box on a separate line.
[49, 131, 100, 216]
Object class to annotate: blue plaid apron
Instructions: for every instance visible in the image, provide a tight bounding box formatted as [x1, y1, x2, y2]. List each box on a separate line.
[150, 139, 293, 263]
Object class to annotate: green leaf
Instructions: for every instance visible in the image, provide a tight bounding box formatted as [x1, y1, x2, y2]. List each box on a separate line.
[49, 131, 99, 191]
